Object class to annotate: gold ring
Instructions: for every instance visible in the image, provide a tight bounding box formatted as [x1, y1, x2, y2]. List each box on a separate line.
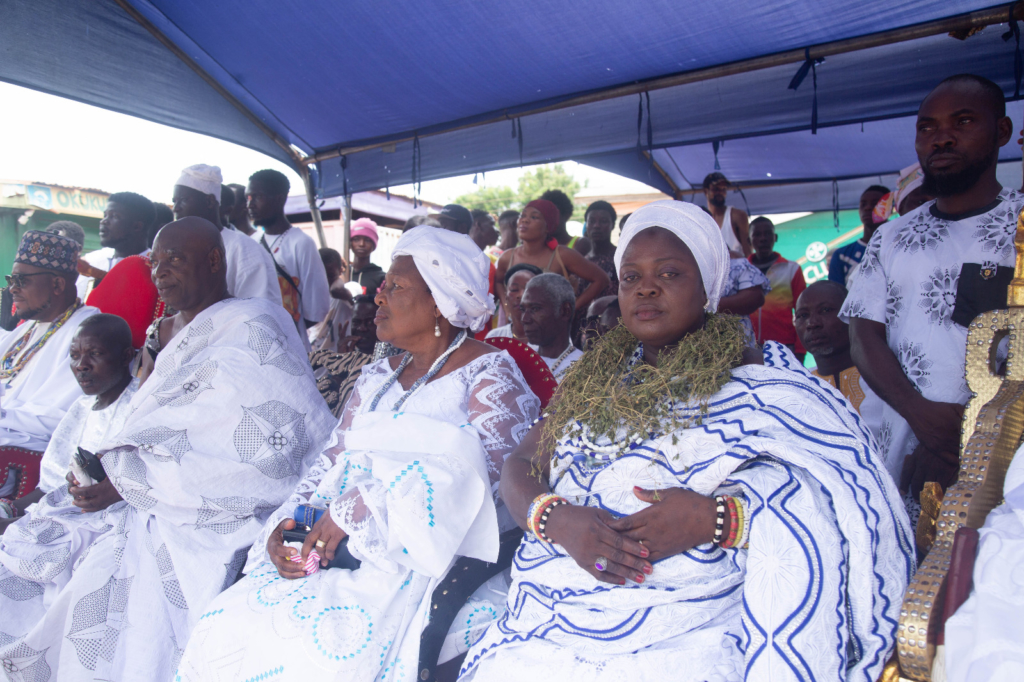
[315, 540, 327, 549]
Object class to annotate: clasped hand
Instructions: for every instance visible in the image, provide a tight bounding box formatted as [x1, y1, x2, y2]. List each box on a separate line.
[268, 509, 348, 579]
[545, 487, 716, 585]
[65, 473, 123, 513]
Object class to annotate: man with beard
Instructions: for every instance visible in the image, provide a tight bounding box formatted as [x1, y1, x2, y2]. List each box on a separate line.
[76, 192, 155, 300]
[703, 172, 752, 257]
[842, 74, 1019, 507]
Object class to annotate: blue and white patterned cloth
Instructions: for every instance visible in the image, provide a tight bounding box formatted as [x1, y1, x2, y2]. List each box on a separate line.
[462, 342, 913, 682]
[725, 257, 771, 345]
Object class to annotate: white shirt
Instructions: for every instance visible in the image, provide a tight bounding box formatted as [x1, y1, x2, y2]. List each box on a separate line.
[261, 226, 331, 325]
[840, 189, 1024, 481]
[76, 247, 151, 301]
[221, 228, 283, 304]
[535, 344, 583, 383]
[485, 324, 514, 339]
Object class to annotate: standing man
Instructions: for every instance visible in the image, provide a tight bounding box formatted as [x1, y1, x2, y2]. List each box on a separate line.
[703, 172, 752, 257]
[842, 74, 1021, 495]
[470, 210, 499, 253]
[749, 216, 807, 358]
[172, 165, 281, 306]
[520, 273, 583, 383]
[495, 210, 520, 255]
[76, 192, 155, 300]
[1, 231, 98, 498]
[828, 185, 890, 287]
[227, 183, 255, 236]
[430, 203, 474, 235]
[247, 168, 332, 349]
[348, 218, 385, 296]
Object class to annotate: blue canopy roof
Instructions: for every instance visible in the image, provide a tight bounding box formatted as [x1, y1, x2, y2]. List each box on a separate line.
[2, 0, 1020, 213]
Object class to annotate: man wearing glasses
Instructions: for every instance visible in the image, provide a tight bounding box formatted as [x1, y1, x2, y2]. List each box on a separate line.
[0, 231, 97, 501]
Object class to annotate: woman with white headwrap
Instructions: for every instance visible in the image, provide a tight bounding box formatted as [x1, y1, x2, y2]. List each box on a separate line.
[462, 201, 913, 682]
[178, 226, 540, 682]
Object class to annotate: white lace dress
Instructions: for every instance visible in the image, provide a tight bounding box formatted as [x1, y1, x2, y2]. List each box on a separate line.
[177, 350, 539, 682]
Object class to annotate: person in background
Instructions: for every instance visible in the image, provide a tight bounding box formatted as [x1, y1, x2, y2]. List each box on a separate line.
[795, 281, 882, 440]
[45, 220, 85, 247]
[520, 273, 583, 382]
[227, 183, 255, 235]
[748, 216, 807, 359]
[718, 256, 769, 346]
[219, 184, 235, 228]
[348, 217, 386, 296]
[470, 209, 499, 253]
[496, 209, 520, 254]
[703, 172, 752, 257]
[843, 74, 1021, 499]
[487, 263, 542, 341]
[309, 247, 354, 353]
[248, 168, 332, 350]
[827, 184, 890, 287]
[580, 200, 618, 298]
[76, 192, 155, 300]
[579, 294, 620, 350]
[148, 203, 174, 249]
[431, 203, 474, 235]
[308, 294, 379, 418]
[0, 231, 98, 499]
[172, 166, 282, 307]
[0, 314, 138, 531]
[495, 199, 609, 319]
[402, 214, 440, 232]
[541, 188, 591, 253]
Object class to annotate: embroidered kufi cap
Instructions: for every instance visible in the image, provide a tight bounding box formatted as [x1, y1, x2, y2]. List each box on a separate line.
[15, 230, 81, 274]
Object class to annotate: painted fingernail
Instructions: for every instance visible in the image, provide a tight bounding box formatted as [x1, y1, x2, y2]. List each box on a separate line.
[643, 564, 653, 574]
[636, 574, 645, 583]
[640, 548, 649, 558]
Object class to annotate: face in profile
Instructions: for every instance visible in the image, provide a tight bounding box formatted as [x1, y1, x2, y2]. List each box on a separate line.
[373, 256, 435, 345]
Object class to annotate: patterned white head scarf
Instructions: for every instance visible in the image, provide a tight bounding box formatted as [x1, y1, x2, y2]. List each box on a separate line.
[614, 200, 729, 312]
[391, 226, 495, 332]
[176, 164, 223, 203]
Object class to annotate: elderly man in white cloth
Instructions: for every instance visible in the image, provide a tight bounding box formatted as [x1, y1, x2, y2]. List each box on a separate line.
[0, 231, 97, 501]
[177, 226, 541, 682]
[0, 218, 337, 681]
[171, 163, 282, 305]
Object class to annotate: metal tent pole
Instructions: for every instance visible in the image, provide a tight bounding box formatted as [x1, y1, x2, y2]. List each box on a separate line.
[298, 165, 328, 248]
[342, 194, 352, 283]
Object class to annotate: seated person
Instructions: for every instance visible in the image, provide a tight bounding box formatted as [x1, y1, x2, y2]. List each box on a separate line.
[462, 201, 912, 682]
[0, 218, 337, 681]
[718, 256, 770, 345]
[794, 280, 883, 442]
[177, 226, 540, 682]
[309, 247, 354, 353]
[0, 314, 137, 530]
[309, 294, 380, 417]
[487, 263, 541, 341]
[520, 274, 583, 382]
[1, 231, 98, 499]
[579, 295, 620, 350]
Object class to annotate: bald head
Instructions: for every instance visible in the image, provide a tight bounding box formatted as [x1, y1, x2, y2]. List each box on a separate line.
[151, 217, 229, 314]
[795, 280, 850, 360]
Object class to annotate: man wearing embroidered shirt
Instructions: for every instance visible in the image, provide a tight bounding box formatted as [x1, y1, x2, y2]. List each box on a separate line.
[76, 192, 155, 300]
[1, 231, 98, 499]
[520, 274, 582, 383]
[827, 185, 890, 287]
[842, 74, 1021, 498]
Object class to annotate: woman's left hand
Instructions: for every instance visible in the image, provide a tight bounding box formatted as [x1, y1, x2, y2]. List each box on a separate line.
[302, 508, 349, 568]
[606, 487, 718, 561]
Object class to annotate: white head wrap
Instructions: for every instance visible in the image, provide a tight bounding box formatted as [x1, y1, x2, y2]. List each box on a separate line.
[176, 164, 223, 204]
[391, 226, 495, 332]
[614, 200, 729, 312]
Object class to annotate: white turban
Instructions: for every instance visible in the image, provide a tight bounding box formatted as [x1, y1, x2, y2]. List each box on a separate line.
[176, 164, 223, 204]
[614, 200, 729, 312]
[391, 226, 495, 332]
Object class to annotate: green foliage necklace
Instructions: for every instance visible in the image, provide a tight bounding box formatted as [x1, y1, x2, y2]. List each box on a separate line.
[541, 313, 747, 460]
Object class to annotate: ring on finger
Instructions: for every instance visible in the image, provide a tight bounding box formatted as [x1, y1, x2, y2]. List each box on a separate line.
[315, 539, 327, 549]
[594, 556, 610, 572]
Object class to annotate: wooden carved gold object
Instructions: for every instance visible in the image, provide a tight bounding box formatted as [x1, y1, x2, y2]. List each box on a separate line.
[896, 207, 1024, 680]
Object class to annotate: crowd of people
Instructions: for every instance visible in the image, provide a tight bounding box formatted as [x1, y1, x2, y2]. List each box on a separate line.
[0, 72, 1019, 681]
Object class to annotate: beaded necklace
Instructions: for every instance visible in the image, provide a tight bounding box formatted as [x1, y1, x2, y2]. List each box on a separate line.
[547, 343, 576, 378]
[368, 329, 468, 412]
[0, 300, 83, 383]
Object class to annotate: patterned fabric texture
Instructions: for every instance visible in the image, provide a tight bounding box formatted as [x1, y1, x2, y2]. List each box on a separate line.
[840, 190, 1024, 481]
[461, 342, 913, 682]
[15, 230, 81, 274]
[176, 351, 540, 682]
[308, 348, 371, 418]
[725, 257, 771, 344]
[0, 297, 336, 681]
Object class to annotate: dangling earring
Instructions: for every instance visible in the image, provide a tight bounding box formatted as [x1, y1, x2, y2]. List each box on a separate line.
[434, 317, 441, 337]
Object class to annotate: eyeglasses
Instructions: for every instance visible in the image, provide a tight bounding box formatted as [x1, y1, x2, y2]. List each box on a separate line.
[6, 272, 55, 288]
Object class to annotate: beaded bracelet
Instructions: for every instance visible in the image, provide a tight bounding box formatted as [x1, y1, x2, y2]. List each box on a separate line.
[734, 497, 751, 550]
[712, 495, 727, 545]
[534, 498, 568, 544]
[719, 496, 751, 550]
[527, 492, 568, 544]
[722, 496, 740, 548]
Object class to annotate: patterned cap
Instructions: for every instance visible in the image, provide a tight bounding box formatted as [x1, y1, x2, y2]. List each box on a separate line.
[15, 230, 81, 274]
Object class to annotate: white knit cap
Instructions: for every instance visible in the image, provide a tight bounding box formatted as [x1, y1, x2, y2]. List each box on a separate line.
[614, 200, 729, 312]
[176, 164, 223, 204]
[391, 225, 495, 332]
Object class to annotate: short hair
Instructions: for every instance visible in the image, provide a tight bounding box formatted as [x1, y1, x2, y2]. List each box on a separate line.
[107, 191, 156, 228]
[703, 172, 728, 189]
[319, 247, 342, 269]
[540, 189, 574, 222]
[750, 215, 774, 230]
[504, 262, 543, 286]
[618, 213, 631, 230]
[76, 313, 133, 353]
[46, 221, 85, 246]
[470, 209, 493, 223]
[149, 204, 174, 248]
[584, 200, 617, 226]
[248, 169, 290, 195]
[525, 272, 576, 314]
[403, 214, 439, 232]
[353, 293, 378, 307]
[863, 185, 890, 196]
[802, 279, 849, 304]
[934, 73, 1006, 118]
[498, 210, 520, 224]
[221, 185, 235, 207]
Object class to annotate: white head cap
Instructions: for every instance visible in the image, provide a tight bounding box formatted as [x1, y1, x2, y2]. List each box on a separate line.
[614, 200, 729, 312]
[176, 164, 223, 204]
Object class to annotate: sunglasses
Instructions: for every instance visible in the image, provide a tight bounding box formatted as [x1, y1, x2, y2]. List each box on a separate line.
[5, 272, 54, 288]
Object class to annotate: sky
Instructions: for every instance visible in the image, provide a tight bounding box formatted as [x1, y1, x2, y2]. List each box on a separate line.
[0, 81, 660, 207]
